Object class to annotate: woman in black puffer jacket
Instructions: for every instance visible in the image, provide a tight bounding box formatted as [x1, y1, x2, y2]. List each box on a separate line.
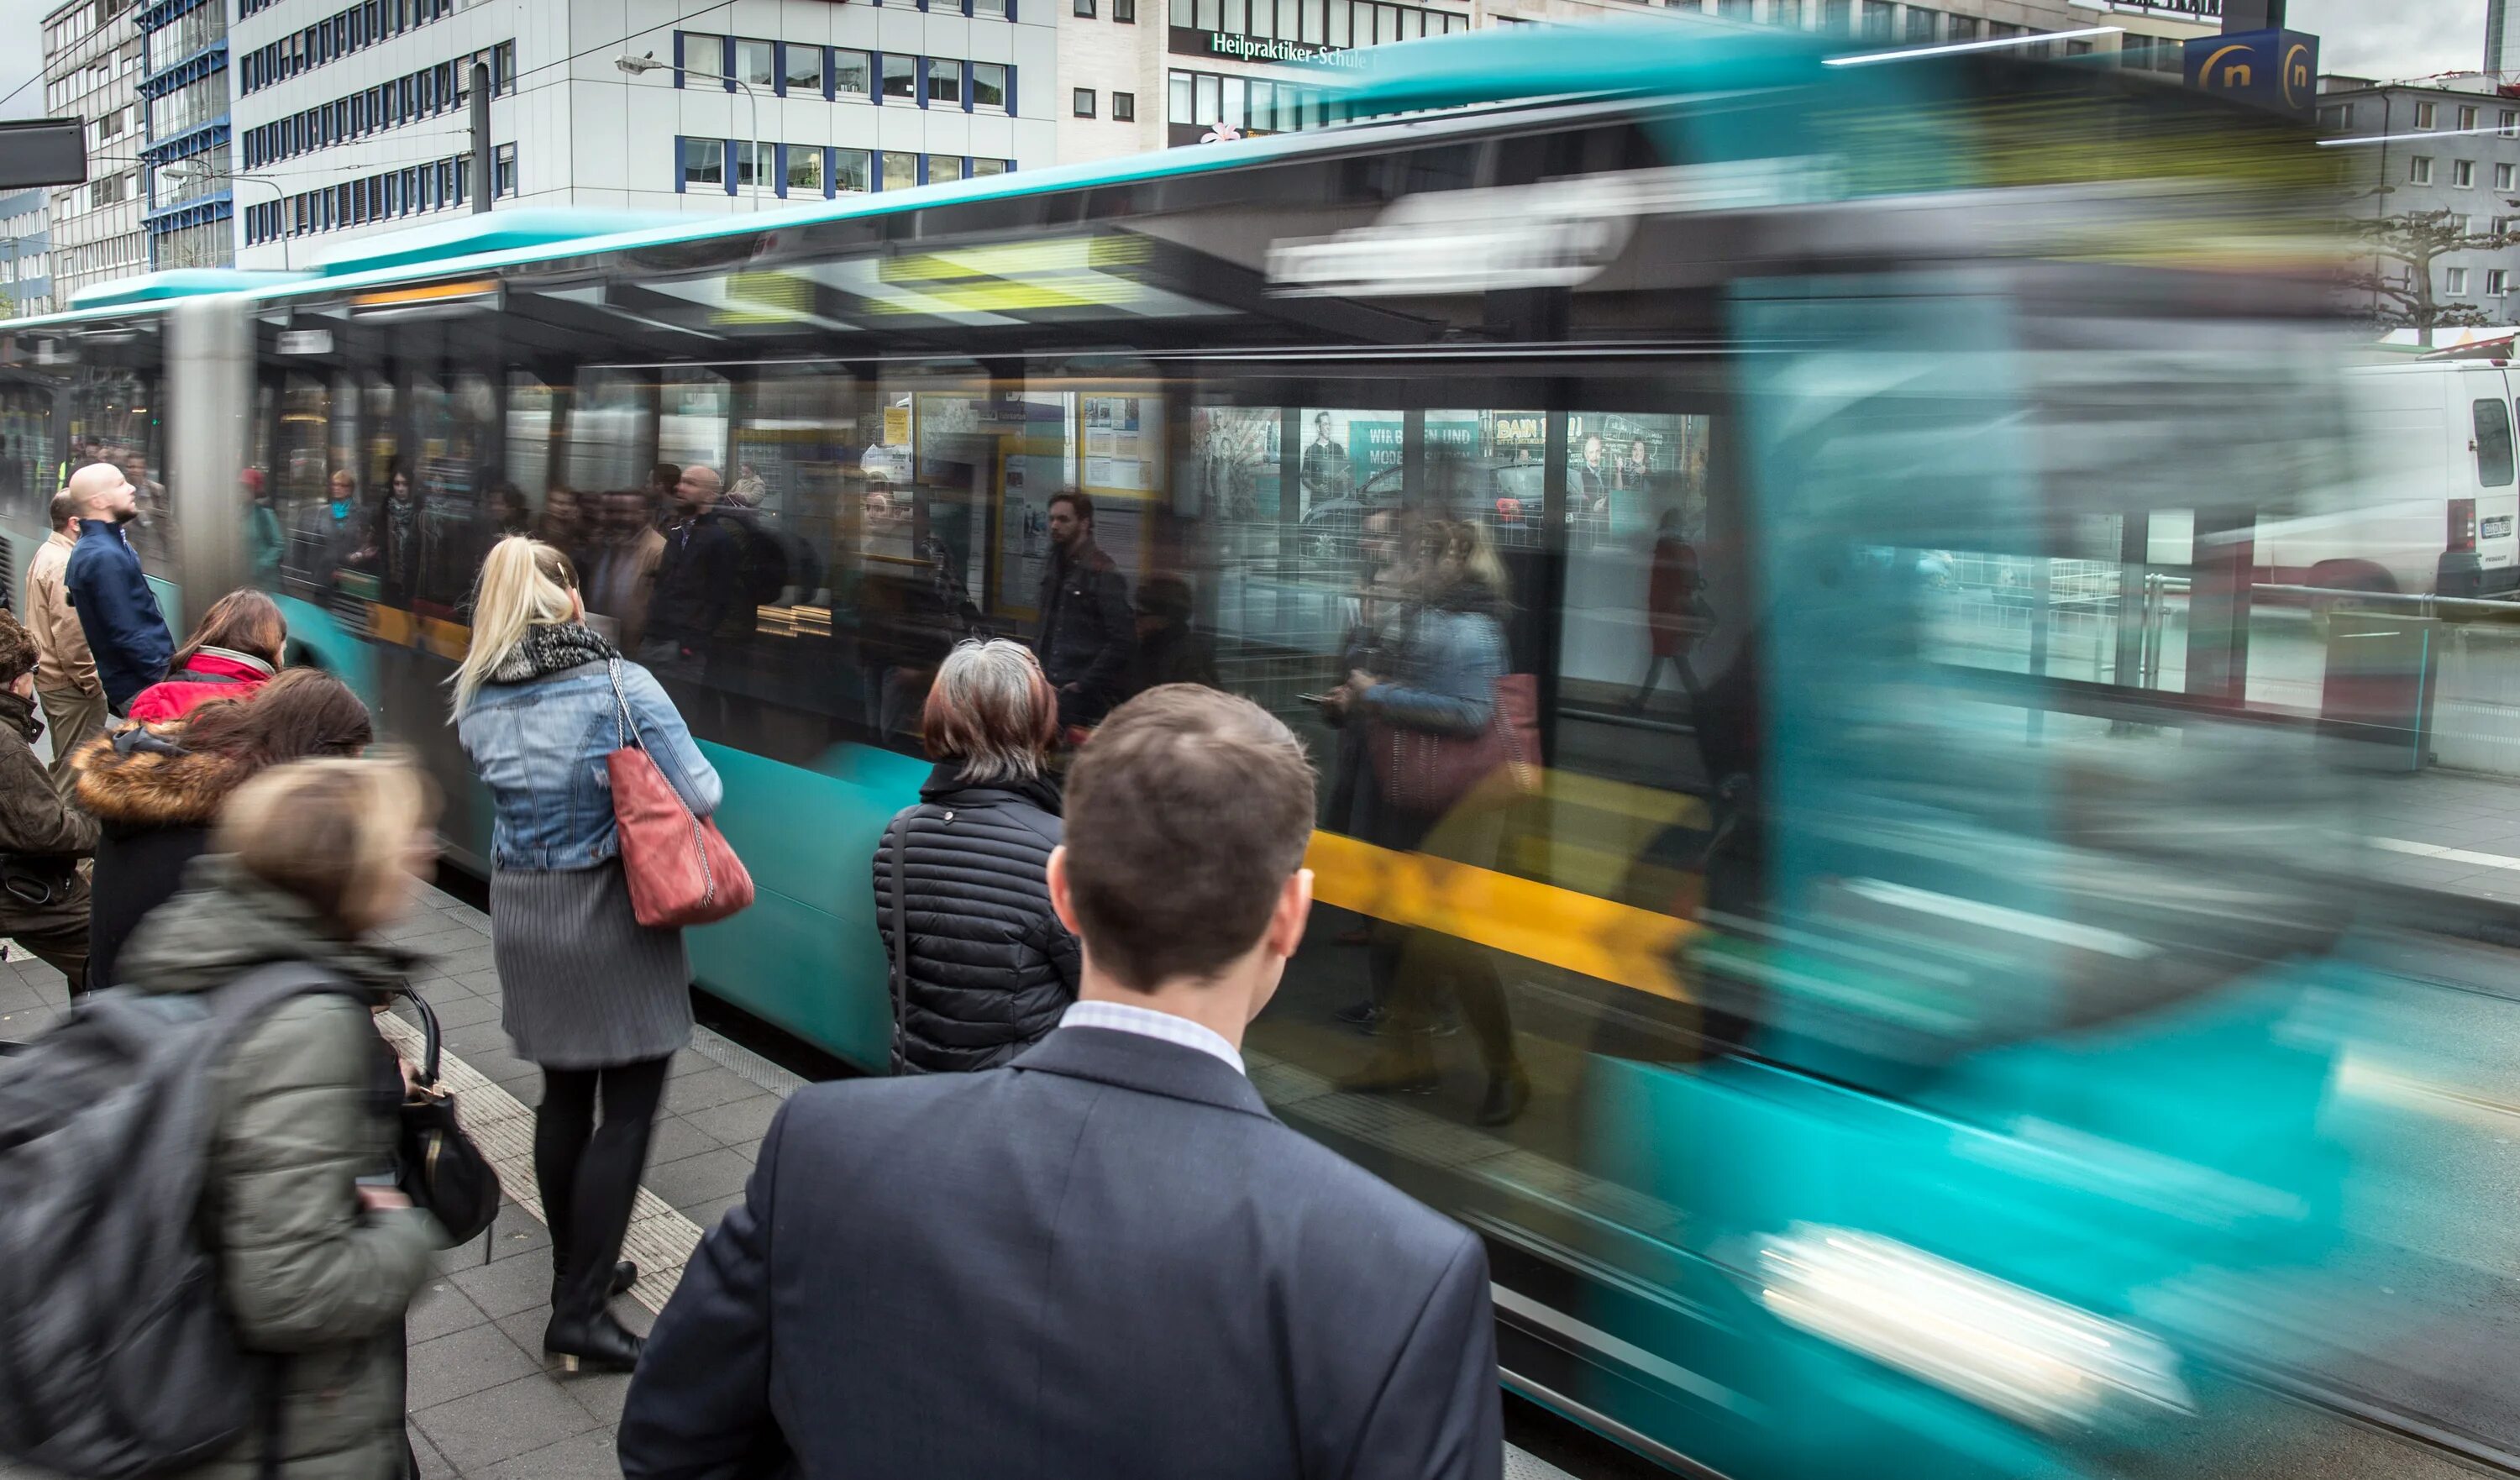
[872, 638, 1079, 1073]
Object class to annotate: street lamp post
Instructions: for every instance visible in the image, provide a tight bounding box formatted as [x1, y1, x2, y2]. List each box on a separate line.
[617, 52, 764, 212]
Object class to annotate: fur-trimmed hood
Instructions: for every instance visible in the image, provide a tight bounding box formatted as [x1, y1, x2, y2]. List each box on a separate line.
[71, 725, 256, 829]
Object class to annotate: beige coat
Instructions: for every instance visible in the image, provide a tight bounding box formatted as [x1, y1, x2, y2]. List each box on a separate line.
[26, 528, 98, 696]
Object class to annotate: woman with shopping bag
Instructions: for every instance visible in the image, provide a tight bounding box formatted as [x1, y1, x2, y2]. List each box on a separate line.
[452, 536, 741, 1373]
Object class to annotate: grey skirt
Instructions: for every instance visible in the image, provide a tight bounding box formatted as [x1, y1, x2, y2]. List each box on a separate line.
[491, 858, 693, 1069]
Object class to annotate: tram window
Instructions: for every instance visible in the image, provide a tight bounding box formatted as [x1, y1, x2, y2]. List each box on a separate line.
[564, 369, 655, 495]
[2475, 396, 2515, 487]
[659, 370, 731, 476]
[507, 374, 556, 513]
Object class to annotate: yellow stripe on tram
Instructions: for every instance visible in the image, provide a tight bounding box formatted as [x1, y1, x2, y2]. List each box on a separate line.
[1305, 829, 1700, 1005]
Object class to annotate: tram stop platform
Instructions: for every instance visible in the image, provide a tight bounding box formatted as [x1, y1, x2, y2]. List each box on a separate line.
[0, 883, 1592, 1480]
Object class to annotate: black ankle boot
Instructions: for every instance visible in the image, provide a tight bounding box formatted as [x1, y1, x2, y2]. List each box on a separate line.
[543, 1306, 643, 1374]
[550, 1259, 638, 1310]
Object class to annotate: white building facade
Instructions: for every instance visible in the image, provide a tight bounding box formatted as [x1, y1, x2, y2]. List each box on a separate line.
[232, 0, 1058, 270]
[41, 0, 150, 302]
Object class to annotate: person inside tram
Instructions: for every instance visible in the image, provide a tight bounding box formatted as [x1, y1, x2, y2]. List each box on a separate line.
[583, 489, 664, 651]
[533, 484, 590, 563]
[368, 465, 421, 607]
[1124, 574, 1216, 696]
[642, 464, 740, 680]
[1335, 518, 1530, 1126]
[286, 469, 367, 603]
[1032, 490, 1134, 733]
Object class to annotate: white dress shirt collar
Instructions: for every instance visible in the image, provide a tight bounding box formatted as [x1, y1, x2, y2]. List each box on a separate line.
[1058, 999, 1246, 1077]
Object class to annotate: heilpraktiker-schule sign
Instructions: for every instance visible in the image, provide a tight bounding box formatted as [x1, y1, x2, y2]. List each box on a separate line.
[1196, 31, 1372, 65]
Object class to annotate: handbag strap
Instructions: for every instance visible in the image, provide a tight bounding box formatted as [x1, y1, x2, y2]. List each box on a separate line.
[886, 806, 919, 1073]
[396, 985, 444, 1089]
[607, 656, 635, 752]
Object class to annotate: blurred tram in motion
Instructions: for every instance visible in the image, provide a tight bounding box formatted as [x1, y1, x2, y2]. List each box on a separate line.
[0, 19, 2408, 1477]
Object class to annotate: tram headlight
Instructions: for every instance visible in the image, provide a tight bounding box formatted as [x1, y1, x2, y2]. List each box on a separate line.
[1756, 1225, 2193, 1433]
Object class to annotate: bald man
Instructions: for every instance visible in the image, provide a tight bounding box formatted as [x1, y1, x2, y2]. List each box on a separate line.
[61, 460, 172, 716]
[641, 464, 739, 680]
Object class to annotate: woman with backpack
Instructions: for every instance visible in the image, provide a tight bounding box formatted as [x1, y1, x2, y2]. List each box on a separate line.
[871, 638, 1079, 1073]
[116, 756, 445, 1480]
[453, 535, 722, 1374]
[74, 669, 375, 995]
[123, 587, 286, 724]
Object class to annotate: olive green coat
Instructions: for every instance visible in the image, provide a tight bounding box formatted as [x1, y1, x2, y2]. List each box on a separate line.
[120, 858, 442, 1480]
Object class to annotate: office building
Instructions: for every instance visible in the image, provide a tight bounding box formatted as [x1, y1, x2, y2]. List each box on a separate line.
[0, 191, 53, 318]
[230, 0, 1057, 270]
[40, 0, 148, 302]
[1082, 0, 2215, 160]
[2318, 76, 2520, 323]
[2494, 0, 2519, 76]
[139, 0, 236, 270]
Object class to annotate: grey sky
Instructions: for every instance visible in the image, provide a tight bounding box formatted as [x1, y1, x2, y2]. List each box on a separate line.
[2285, 0, 2486, 82]
[0, 0, 48, 122]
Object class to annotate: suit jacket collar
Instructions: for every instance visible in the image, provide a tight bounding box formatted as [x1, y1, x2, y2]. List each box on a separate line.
[1011, 1026, 1274, 1120]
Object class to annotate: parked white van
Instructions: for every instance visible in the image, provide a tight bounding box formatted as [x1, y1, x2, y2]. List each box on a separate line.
[2256, 360, 2520, 600]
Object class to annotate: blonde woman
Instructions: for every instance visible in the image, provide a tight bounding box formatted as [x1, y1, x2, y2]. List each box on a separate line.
[117, 757, 444, 1480]
[452, 536, 722, 1373]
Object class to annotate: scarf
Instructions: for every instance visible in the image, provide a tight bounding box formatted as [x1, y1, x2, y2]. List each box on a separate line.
[488, 622, 620, 685]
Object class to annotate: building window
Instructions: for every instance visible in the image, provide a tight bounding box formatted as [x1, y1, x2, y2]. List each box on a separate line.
[2504, 108, 2519, 138]
[2498, 163, 2513, 191]
[930, 155, 964, 183]
[835, 50, 872, 99]
[785, 43, 824, 95]
[2457, 159, 2477, 187]
[680, 136, 726, 191]
[680, 32, 724, 85]
[1116, 0, 1135, 19]
[971, 62, 1007, 112]
[2460, 104, 2480, 130]
[2417, 101, 2438, 129]
[882, 150, 918, 190]
[1075, 0, 1095, 14]
[785, 143, 824, 196]
[1113, 90, 1135, 121]
[974, 157, 1010, 176]
[927, 57, 962, 107]
[735, 140, 771, 190]
[2449, 265, 2471, 296]
[2495, 269, 2512, 297]
[2412, 155, 2434, 185]
[736, 38, 775, 87]
[1074, 87, 1095, 117]
[883, 53, 916, 101]
[494, 141, 517, 197]
[1903, 6, 1934, 43]
[835, 147, 872, 193]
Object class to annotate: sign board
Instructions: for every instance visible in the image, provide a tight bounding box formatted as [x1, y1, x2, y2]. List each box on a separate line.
[2183, 27, 2318, 118]
[2067, 0, 2218, 19]
[0, 121, 88, 191]
[276, 329, 334, 356]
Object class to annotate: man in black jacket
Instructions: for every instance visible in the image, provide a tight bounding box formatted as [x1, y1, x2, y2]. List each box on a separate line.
[1032, 490, 1134, 730]
[622, 685, 1502, 1480]
[640, 464, 740, 680]
[61, 461, 172, 716]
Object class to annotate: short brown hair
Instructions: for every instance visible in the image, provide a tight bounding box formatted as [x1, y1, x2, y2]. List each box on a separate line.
[1049, 489, 1093, 524]
[922, 639, 1058, 783]
[0, 611, 36, 686]
[48, 491, 77, 530]
[1062, 685, 1315, 990]
[216, 756, 438, 935]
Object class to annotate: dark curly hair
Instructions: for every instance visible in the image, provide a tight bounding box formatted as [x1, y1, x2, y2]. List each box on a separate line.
[0, 611, 40, 688]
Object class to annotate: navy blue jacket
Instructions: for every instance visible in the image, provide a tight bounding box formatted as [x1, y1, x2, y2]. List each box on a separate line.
[620, 1026, 1503, 1480]
[64, 519, 173, 713]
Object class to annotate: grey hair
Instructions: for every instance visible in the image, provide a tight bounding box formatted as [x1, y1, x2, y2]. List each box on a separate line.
[927, 638, 1056, 783]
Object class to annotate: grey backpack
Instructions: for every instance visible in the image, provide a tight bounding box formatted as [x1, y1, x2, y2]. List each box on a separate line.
[0, 963, 353, 1478]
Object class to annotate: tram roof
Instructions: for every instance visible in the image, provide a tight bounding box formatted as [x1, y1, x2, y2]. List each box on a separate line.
[2, 18, 1897, 333]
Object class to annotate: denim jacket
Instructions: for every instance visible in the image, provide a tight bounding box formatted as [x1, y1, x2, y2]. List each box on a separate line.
[1358, 604, 1506, 739]
[456, 659, 723, 871]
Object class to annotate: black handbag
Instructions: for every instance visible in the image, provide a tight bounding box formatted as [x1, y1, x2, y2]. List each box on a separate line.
[395, 988, 501, 1247]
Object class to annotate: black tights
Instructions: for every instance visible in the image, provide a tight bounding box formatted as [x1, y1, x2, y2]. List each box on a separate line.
[534, 1058, 670, 1315]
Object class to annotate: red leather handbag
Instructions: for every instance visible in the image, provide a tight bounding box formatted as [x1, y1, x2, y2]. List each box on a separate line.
[607, 659, 755, 927]
[1370, 672, 1541, 817]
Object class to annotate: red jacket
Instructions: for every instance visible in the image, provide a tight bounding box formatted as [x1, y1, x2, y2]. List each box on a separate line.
[123, 648, 276, 724]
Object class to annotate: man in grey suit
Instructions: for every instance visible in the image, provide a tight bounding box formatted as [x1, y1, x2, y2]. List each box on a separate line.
[620, 685, 1501, 1480]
